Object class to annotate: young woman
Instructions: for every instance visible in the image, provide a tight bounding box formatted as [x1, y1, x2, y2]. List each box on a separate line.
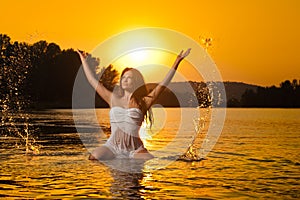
[77, 48, 191, 160]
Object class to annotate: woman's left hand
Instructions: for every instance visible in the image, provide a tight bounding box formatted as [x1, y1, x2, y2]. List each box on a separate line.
[177, 48, 191, 62]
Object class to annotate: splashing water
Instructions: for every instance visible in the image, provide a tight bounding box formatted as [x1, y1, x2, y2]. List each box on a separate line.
[179, 82, 213, 161]
[199, 35, 213, 52]
[0, 38, 41, 154]
[179, 36, 225, 161]
[179, 80, 225, 161]
[1, 108, 40, 154]
[179, 108, 211, 161]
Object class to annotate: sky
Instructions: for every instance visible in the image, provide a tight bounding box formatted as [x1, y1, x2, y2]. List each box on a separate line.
[2, 0, 300, 86]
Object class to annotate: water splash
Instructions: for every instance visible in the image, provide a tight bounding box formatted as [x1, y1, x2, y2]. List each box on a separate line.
[179, 108, 210, 161]
[179, 82, 212, 161]
[179, 80, 225, 161]
[199, 35, 213, 52]
[0, 36, 41, 154]
[1, 108, 40, 154]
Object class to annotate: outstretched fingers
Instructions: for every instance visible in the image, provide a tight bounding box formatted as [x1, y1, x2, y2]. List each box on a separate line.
[182, 48, 191, 58]
[177, 48, 191, 61]
[178, 50, 184, 56]
[76, 49, 88, 59]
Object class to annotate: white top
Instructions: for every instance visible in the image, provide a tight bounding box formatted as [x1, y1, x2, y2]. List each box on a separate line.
[104, 107, 145, 158]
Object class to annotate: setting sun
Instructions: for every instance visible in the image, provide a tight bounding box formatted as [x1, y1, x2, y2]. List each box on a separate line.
[111, 49, 171, 82]
[112, 49, 165, 68]
[128, 50, 148, 63]
[110, 48, 203, 83]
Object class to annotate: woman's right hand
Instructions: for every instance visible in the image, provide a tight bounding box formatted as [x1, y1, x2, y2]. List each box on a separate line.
[76, 49, 88, 60]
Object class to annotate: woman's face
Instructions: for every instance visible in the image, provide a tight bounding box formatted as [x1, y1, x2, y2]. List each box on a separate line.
[121, 70, 134, 91]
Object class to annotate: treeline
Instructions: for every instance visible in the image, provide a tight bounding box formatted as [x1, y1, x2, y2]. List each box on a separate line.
[227, 80, 300, 107]
[1, 34, 299, 109]
[0, 34, 207, 109]
[0, 34, 111, 109]
[1, 34, 76, 109]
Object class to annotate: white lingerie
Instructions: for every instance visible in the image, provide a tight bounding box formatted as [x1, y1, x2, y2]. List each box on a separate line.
[104, 107, 146, 158]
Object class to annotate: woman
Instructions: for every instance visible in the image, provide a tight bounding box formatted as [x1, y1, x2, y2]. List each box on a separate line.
[77, 48, 191, 160]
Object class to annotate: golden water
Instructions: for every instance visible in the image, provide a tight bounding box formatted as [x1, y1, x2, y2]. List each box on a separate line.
[0, 108, 299, 199]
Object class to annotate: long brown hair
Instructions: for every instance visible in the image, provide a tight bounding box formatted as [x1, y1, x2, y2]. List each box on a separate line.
[118, 68, 153, 126]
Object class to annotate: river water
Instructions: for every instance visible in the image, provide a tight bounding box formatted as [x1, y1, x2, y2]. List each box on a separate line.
[0, 108, 299, 199]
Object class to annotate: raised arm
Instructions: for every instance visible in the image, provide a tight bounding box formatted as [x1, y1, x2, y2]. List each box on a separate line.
[77, 50, 112, 105]
[144, 48, 191, 108]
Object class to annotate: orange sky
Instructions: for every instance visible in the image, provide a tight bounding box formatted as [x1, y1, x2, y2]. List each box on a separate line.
[2, 0, 300, 86]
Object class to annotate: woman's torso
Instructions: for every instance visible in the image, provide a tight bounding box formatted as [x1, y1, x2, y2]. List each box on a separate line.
[105, 94, 145, 155]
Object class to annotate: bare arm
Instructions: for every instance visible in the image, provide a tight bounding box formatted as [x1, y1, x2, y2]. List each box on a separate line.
[77, 50, 112, 105]
[144, 48, 191, 108]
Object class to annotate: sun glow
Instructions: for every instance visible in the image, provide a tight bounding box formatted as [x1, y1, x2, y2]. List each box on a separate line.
[112, 49, 167, 68]
[128, 50, 148, 63]
[111, 48, 203, 83]
[111, 49, 171, 82]
[91, 28, 205, 83]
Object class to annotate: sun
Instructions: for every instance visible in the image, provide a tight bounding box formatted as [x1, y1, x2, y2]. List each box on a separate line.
[111, 48, 172, 82]
[112, 48, 167, 68]
[111, 48, 202, 83]
[128, 50, 148, 63]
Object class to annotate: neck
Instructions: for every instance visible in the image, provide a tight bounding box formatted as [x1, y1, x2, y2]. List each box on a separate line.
[123, 90, 132, 101]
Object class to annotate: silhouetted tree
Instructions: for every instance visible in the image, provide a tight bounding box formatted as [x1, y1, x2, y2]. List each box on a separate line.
[227, 98, 241, 107]
[241, 89, 257, 107]
[240, 79, 300, 108]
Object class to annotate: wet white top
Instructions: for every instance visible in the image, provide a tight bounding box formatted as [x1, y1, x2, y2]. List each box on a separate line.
[109, 107, 144, 135]
[105, 107, 145, 157]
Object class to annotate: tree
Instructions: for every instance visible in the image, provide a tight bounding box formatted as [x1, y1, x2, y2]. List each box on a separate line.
[240, 79, 300, 108]
[241, 89, 257, 107]
[227, 98, 240, 107]
[280, 80, 294, 107]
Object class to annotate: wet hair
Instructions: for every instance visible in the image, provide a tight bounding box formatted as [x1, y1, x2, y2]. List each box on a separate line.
[119, 68, 153, 126]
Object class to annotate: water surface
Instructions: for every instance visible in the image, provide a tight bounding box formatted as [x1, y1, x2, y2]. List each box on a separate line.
[0, 108, 299, 199]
